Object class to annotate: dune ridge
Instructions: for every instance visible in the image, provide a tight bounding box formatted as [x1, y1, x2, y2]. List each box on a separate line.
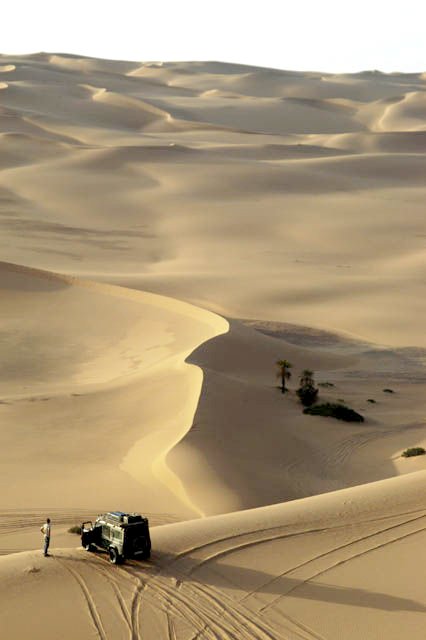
[0, 261, 228, 523]
[0, 53, 425, 639]
[0, 54, 425, 345]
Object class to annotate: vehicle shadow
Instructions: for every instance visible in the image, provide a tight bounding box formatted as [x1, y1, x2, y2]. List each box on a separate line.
[139, 550, 426, 614]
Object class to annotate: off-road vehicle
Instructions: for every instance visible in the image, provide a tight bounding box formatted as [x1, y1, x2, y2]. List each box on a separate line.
[81, 511, 151, 564]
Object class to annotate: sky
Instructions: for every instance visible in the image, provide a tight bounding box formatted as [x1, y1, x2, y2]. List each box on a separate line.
[2, 0, 425, 73]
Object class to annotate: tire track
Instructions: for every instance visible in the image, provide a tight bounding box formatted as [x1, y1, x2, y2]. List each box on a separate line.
[130, 577, 145, 640]
[167, 613, 177, 640]
[125, 564, 236, 639]
[164, 517, 426, 638]
[173, 508, 414, 563]
[37, 547, 324, 639]
[260, 519, 426, 613]
[148, 512, 426, 639]
[125, 564, 303, 640]
[167, 556, 327, 640]
[56, 557, 107, 640]
[48, 507, 426, 640]
[85, 554, 147, 640]
[322, 422, 426, 471]
[175, 508, 426, 578]
[93, 562, 133, 636]
[186, 580, 313, 640]
[116, 561, 245, 639]
[144, 577, 239, 639]
[64, 549, 326, 640]
[238, 511, 426, 606]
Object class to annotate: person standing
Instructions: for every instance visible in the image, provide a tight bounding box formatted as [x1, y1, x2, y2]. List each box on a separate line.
[40, 518, 51, 557]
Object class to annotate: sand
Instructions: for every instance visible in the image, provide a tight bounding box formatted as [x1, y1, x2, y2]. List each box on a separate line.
[0, 53, 425, 639]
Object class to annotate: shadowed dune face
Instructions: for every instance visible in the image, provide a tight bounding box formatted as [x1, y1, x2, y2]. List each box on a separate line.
[1, 55, 426, 640]
[0, 262, 228, 515]
[0, 54, 425, 346]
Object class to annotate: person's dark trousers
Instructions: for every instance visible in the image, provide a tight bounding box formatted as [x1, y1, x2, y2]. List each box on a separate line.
[44, 536, 50, 556]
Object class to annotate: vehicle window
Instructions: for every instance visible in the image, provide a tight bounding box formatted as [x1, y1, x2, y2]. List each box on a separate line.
[113, 529, 123, 541]
[102, 526, 110, 539]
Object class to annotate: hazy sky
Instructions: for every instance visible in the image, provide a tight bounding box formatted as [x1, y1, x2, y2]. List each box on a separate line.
[3, 0, 425, 72]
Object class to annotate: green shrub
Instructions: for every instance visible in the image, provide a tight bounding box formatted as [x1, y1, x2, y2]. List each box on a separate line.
[297, 385, 318, 407]
[367, 398, 376, 403]
[318, 382, 334, 388]
[296, 370, 319, 407]
[304, 402, 364, 422]
[68, 525, 81, 534]
[402, 447, 425, 458]
[383, 388, 394, 393]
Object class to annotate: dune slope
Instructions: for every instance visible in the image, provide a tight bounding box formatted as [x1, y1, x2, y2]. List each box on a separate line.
[1, 54, 425, 640]
[1, 471, 425, 639]
[0, 261, 228, 524]
[0, 54, 425, 346]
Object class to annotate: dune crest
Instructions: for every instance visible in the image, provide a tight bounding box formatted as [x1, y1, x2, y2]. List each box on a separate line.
[0, 261, 228, 520]
[0, 54, 425, 639]
[0, 56, 424, 344]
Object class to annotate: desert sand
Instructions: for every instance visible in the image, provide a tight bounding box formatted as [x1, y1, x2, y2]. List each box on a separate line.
[0, 54, 425, 639]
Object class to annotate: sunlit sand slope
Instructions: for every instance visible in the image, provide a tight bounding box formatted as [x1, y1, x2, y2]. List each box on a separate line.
[2, 262, 426, 528]
[1, 471, 425, 639]
[0, 54, 425, 346]
[0, 261, 228, 518]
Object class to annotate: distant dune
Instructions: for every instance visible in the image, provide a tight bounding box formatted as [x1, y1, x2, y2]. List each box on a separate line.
[0, 54, 425, 639]
[0, 55, 425, 345]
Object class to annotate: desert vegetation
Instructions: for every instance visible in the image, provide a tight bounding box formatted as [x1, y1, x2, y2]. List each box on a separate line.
[276, 359, 292, 394]
[68, 525, 82, 534]
[402, 447, 425, 458]
[304, 402, 364, 422]
[296, 369, 319, 407]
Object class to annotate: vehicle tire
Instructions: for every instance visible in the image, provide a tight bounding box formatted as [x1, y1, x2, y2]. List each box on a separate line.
[141, 542, 151, 560]
[109, 547, 122, 564]
[133, 536, 151, 560]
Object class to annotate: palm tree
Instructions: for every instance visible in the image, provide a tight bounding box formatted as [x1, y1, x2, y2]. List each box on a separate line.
[297, 369, 318, 407]
[299, 369, 314, 388]
[276, 359, 292, 394]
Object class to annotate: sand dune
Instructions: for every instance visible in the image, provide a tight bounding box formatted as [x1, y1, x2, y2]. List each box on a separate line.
[148, 94, 366, 135]
[377, 91, 426, 131]
[307, 130, 426, 153]
[0, 55, 424, 345]
[170, 320, 426, 514]
[48, 53, 137, 75]
[0, 261, 228, 518]
[1, 53, 426, 639]
[1, 472, 425, 639]
[2, 259, 425, 525]
[0, 132, 70, 169]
